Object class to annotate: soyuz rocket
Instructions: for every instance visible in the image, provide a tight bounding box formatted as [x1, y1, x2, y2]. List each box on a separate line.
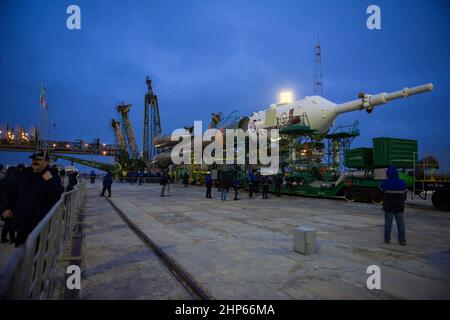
[153, 83, 434, 167]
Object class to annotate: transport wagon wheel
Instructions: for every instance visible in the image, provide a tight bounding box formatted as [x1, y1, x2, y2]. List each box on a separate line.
[432, 190, 444, 209]
[446, 191, 450, 211]
[370, 188, 384, 205]
[433, 190, 450, 211]
[432, 190, 450, 211]
[344, 188, 358, 202]
[359, 188, 371, 203]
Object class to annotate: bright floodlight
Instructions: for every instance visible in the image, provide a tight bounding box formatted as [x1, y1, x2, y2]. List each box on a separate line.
[279, 91, 293, 104]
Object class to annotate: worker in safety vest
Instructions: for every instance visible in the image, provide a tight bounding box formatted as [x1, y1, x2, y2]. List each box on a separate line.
[380, 165, 407, 246]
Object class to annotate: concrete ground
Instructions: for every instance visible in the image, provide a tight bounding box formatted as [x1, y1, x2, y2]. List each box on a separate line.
[80, 187, 191, 299]
[0, 236, 15, 271]
[1, 182, 449, 299]
[76, 181, 450, 300]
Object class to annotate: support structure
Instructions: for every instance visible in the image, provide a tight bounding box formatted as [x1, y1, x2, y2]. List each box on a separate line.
[111, 119, 127, 151]
[313, 40, 323, 96]
[117, 103, 140, 160]
[325, 121, 360, 170]
[143, 77, 162, 169]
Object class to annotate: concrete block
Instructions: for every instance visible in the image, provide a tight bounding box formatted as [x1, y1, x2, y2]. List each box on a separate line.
[293, 227, 317, 255]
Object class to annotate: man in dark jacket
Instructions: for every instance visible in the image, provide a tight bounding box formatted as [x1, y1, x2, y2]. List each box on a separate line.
[0, 166, 16, 243]
[380, 165, 407, 245]
[219, 173, 230, 201]
[247, 171, 255, 199]
[0, 151, 63, 246]
[16, 163, 25, 176]
[205, 172, 213, 198]
[101, 172, 113, 197]
[66, 170, 78, 191]
[0, 164, 4, 181]
[232, 176, 240, 200]
[182, 172, 189, 188]
[274, 174, 283, 197]
[160, 171, 168, 197]
[262, 176, 270, 199]
[90, 170, 96, 184]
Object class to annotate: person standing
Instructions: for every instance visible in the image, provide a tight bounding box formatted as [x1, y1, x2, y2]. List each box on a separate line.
[219, 174, 229, 201]
[0, 164, 5, 181]
[205, 172, 213, 198]
[90, 170, 96, 184]
[247, 171, 255, 199]
[101, 172, 113, 197]
[233, 176, 240, 200]
[66, 170, 78, 191]
[0, 166, 16, 243]
[166, 173, 172, 196]
[160, 171, 168, 197]
[274, 174, 283, 197]
[0, 151, 63, 246]
[380, 165, 407, 245]
[262, 175, 270, 199]
[16, 163, 25, 176]
[183, 171, 189, 188]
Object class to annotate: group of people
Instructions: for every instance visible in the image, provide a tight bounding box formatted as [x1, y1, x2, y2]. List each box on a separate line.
[159, 170, 174, 197]
[199, 167, 409, 245]
[200, 171, 284, 201]
[0, 151, 67, 246]
[90, 170, 115, 198]
[64, 164, 407, 245]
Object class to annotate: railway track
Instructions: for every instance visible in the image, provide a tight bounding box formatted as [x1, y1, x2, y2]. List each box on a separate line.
[105, 198, 214, 300]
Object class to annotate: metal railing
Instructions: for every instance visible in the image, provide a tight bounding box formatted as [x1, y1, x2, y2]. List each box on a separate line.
[0, 181, 85, 299]
[414, 152, 450, 183]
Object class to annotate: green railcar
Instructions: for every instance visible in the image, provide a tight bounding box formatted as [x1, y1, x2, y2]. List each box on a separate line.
[271, 137, 419, 206]
[372, 137, 418, 168]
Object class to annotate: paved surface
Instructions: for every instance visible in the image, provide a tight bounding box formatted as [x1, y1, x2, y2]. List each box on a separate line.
[80, 185, 191, 299]
[78, 182, 450, 300]
[1, 182, 448, 299]
[0, 240, 15, 271]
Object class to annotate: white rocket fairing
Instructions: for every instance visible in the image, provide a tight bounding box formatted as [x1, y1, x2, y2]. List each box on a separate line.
[247, 83, 433, 134]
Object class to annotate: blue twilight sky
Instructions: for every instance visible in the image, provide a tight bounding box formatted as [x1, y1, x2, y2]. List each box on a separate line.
[0, 0, 449, 170]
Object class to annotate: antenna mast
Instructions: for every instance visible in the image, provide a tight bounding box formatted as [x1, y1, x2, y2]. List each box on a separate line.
[313, 36, 323, 96]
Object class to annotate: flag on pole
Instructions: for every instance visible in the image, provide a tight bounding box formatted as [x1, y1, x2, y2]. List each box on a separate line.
[40, 83, 47, 110]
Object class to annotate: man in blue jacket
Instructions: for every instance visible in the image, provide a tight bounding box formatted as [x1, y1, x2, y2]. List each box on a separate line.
[380, 165, 407, 245]
[0, 151, 63, 246]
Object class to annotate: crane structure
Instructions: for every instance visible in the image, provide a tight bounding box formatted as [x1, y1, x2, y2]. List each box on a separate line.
[143, 76, 162, 170]
[117, 103, 140, 160]
[52, 154, 116, 172]
[208, 112, 223, 129]
[111, 119, 127, 151]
